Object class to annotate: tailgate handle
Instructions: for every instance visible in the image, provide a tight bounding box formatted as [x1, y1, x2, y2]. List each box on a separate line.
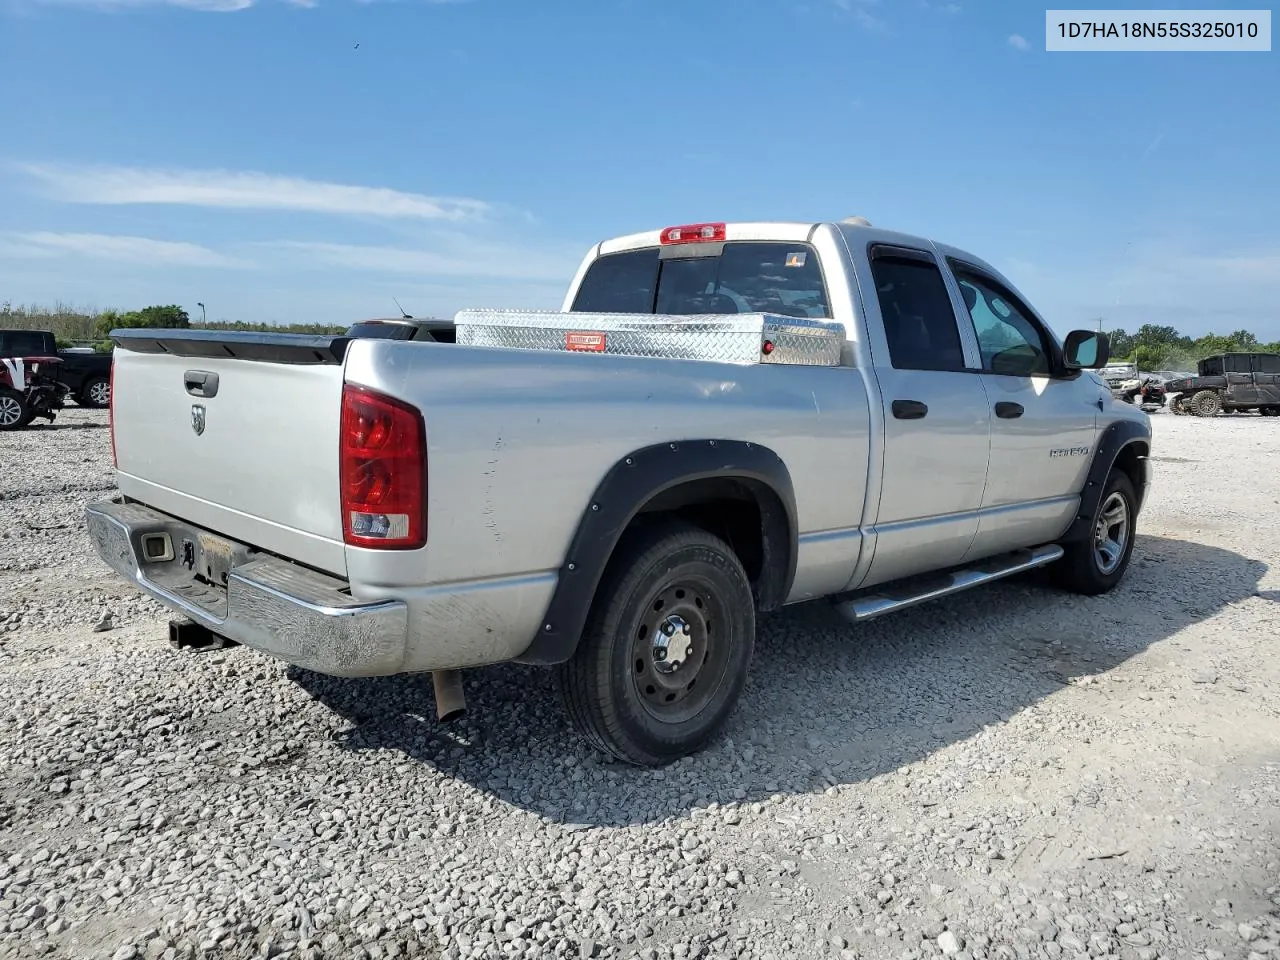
[184, 370, 219, 398]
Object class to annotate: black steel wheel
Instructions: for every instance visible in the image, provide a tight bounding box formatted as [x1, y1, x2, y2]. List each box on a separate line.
[556, 519, 756, 766]
[630, 579, 731, 725]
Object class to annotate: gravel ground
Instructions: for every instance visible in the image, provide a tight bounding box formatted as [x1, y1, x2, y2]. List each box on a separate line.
[2, 406, 1280, 960]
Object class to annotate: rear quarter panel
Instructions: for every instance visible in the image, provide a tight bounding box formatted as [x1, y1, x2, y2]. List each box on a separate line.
[343, 338, 872, 614]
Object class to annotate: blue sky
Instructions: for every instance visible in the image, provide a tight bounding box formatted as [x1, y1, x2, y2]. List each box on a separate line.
[0, 0, 1277, 338]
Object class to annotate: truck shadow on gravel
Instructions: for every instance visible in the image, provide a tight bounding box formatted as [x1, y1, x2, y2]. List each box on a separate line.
[17, 421, 108, 431]
[291, 533, 1266, 827]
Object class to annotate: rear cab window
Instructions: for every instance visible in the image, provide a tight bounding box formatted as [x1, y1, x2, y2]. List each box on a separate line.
[0, 331, 53, 356]
[570, 242, 832, 320]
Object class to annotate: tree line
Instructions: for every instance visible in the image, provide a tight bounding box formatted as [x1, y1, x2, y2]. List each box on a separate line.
[1103, 325, 1280, 372]
[1, 302, 354, 352]
[3, 300, 1276, 370]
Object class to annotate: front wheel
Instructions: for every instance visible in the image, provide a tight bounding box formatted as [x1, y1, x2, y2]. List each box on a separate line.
[1052, 470, 1138, 596]
[0, 389, 30, 431]
[556, 520, 756, 766]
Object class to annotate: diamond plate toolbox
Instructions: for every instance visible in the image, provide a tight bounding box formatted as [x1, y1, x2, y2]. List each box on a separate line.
[453, 310, 846, 366]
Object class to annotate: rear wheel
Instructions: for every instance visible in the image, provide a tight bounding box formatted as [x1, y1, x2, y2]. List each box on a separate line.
[1053, 470, 1138, 596]
[79, 376, 111, 408]
[556, 519, 756, 766]
[1191, 390, 1222, 417]
[0, 389, 29, 431]
[1261, 406, 1280, 417]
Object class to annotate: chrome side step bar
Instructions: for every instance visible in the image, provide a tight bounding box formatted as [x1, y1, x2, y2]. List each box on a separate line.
[833, 543, 1065, 623]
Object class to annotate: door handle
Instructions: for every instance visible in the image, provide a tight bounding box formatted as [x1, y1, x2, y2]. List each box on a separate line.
[891, 399, 928, 420]
[994, 401, 1024, 419]
[184, 370, 219, 398]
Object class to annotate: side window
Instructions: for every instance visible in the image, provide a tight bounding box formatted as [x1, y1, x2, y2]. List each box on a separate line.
[1201, 357, 1223, 376]
[952, 270, 1051, 377]
[867, 254, 966, 372]
[1255, 355, 1280, 374]
[1226, 354, 1252, 374]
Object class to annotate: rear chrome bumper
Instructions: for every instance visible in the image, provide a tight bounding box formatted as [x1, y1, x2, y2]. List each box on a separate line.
[85, 499, 408, 677]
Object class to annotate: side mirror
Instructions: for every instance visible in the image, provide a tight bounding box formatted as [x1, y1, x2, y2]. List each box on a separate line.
[1063, 330, 1110, 370]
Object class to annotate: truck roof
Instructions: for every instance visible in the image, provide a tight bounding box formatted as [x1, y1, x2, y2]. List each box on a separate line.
[589, 218, 1008, 284]
[573, 218, 1022, 323]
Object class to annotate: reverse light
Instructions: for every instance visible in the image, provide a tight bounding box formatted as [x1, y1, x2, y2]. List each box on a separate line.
[660, 222, 726, 245]
[340, 384, 427, 550]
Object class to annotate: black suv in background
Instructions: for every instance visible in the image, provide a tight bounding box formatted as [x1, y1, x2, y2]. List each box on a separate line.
[1167, 352, 1280, 417]
[0, 329, 113, 407]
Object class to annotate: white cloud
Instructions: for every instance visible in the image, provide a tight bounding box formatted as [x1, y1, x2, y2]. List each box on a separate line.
[30, 0, 255, 10]
[18, 163, 493, 223]
[25, 0, 470, 8]
[1013, 239, 1280, 337]
[2, 232, 247, 268]
[831, 0, 886, 31]
[263, 238, 582, 282]
[1008, 33, 1030, 49]
[1193, 253, 1280, 283]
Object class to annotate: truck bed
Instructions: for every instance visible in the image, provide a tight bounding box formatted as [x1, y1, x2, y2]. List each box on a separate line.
[103, 325, 873, 672]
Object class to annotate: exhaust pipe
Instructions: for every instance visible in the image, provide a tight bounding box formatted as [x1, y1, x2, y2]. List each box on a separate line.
[431, 669, 466, 723]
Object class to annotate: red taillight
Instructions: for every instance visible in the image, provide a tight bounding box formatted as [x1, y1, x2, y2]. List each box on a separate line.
[660, 222, 726, 245]
[339, 384, 426, 550]
[108, 358, 117, 468]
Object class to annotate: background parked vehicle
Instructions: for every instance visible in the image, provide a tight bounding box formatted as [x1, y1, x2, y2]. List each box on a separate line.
[1117, 375, 1167, 410]
[1166, 352, 1280, 416]
[0, 329, 113, 408]
[1101, 361, 1139, 395]
[0, 354, 71, 430]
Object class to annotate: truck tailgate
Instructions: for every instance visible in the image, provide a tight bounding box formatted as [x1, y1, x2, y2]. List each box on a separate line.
[110, 330, 350, 577]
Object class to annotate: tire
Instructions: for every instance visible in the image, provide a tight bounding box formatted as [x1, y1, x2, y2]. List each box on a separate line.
[1052, 470, 1138, 596]
[0, 389, 29, 431]
[79, 376, 111, 408]
[555, 519, 756, 766]
[1262, 407, 1280, 417]
[1191, 390, 1222, 417]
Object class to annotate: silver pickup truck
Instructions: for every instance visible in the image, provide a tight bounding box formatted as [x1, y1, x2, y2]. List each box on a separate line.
[86, 218, 1152, 766]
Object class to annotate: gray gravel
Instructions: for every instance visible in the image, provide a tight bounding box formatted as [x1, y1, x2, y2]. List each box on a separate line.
[3, 406, 1280, 960]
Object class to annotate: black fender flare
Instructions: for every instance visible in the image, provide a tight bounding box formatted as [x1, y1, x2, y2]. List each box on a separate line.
[1060, 419, 1151, 543]
[513, 439, 798, 666]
